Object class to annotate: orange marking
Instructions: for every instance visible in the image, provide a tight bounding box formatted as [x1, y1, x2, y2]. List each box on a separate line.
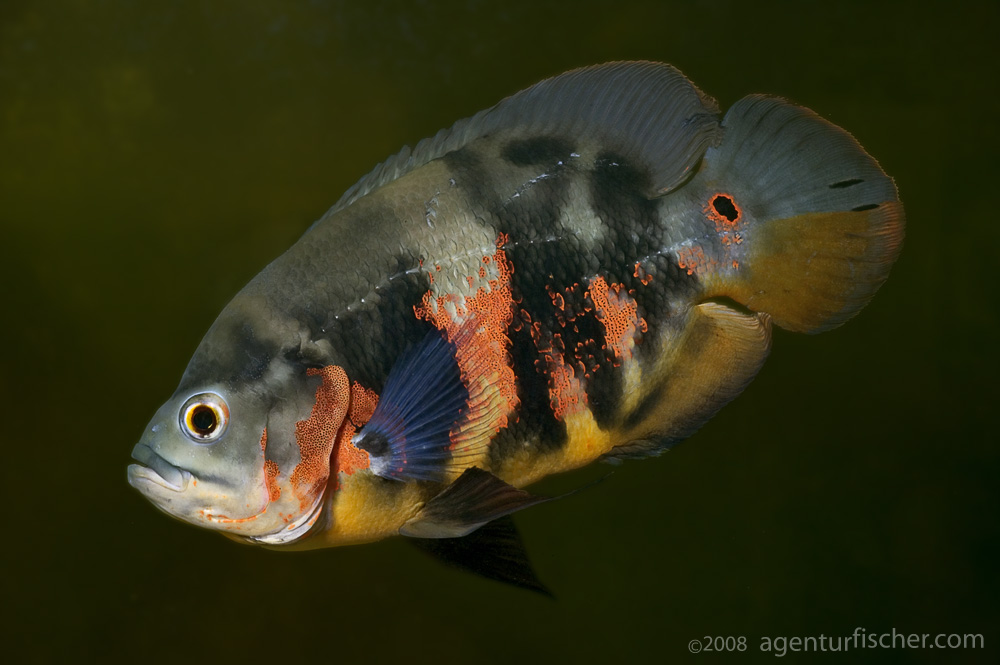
[588, 276, 647, 363]
[546, 285, 570, 327]
[527, 313, 587, 420]
[259, 428, 281, 502]
[633, 261, 654, 285]
[331, 381, 378, 484]
[291, 366, 350, 512]
[348, 381, 379, 426]
[204, 510, 261, 525]
[331, 424, 369, 485]
[414, 238, 519, 446]
[548, 361, 585, 419]
[677, 245, 716, 276]
[512, 307, 529, 332]
[550, 291, 566, 311]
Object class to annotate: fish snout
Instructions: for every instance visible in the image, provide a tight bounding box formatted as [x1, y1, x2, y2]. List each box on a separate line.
[128, 443, 191, 492]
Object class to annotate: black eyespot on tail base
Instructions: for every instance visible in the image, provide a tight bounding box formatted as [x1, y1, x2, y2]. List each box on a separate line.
[711, 194, 740, 223]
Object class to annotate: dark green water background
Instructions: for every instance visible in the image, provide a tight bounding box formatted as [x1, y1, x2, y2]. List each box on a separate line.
[2, 2, 996, 663]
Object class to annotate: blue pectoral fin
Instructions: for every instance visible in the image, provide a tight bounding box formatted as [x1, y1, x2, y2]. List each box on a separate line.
[352, 328, 470, 482]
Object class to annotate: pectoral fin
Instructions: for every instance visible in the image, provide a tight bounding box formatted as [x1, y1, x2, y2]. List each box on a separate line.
[352, 328, 470, 483]
[400, 466, 550, 539]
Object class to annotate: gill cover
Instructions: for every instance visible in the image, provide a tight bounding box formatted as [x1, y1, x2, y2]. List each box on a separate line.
[127, 290, 356, 544]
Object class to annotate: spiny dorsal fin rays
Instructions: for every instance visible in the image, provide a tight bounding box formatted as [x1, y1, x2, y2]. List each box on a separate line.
[319, 61, 722, 223]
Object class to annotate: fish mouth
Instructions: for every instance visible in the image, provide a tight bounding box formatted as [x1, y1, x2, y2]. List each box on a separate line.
[128, 443, 192, 492]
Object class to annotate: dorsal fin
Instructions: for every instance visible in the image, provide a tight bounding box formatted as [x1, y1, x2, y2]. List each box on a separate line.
[319, 61, 722, 222]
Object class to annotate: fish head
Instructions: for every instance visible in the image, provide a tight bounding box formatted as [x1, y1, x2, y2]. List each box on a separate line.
[128, 286, 346, 544]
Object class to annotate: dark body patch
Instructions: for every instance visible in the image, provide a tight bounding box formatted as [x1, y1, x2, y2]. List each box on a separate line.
[179, 319, 274, 394]
[502, 136, 575, 167]
[445, 139, 700, 465]
[278, 200, 438, 393]
[445, 144, 578, 462]
[310, 262, 433, 394]
[587, 152, 700, 364]
[622, 382, 667, 433]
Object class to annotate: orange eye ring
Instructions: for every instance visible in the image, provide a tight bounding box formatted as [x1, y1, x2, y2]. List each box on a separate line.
[180, 393, 230, 443]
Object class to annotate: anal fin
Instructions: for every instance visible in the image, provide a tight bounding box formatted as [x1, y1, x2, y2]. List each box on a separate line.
[408, 515, 552, 596]
[610, 301, 772, 459]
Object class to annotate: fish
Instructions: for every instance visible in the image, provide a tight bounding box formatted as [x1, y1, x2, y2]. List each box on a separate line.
[127, 61, 904, 593]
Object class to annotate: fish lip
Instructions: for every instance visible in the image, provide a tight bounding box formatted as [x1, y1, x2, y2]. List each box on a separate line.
[128, 444, 191, 492]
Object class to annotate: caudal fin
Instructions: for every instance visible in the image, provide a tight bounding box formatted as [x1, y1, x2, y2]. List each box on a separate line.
[683, 95, 904, 333]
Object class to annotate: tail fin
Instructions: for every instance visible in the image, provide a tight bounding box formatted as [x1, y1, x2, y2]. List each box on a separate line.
[689, 95, 904, 333]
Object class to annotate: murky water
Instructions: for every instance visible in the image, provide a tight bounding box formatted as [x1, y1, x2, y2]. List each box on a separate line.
[3, 2, 996, 663]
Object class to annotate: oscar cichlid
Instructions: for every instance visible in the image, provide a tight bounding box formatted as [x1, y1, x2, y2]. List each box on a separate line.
[128, 62, 904, 593]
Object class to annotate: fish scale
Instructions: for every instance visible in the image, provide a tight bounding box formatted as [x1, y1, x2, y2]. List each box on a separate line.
[128, 61, 903, 592]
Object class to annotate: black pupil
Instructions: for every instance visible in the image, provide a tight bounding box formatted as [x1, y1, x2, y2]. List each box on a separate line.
[191, 406, 217, 434]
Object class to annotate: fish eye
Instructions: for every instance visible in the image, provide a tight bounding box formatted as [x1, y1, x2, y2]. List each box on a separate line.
[179, 393, 229, 443]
